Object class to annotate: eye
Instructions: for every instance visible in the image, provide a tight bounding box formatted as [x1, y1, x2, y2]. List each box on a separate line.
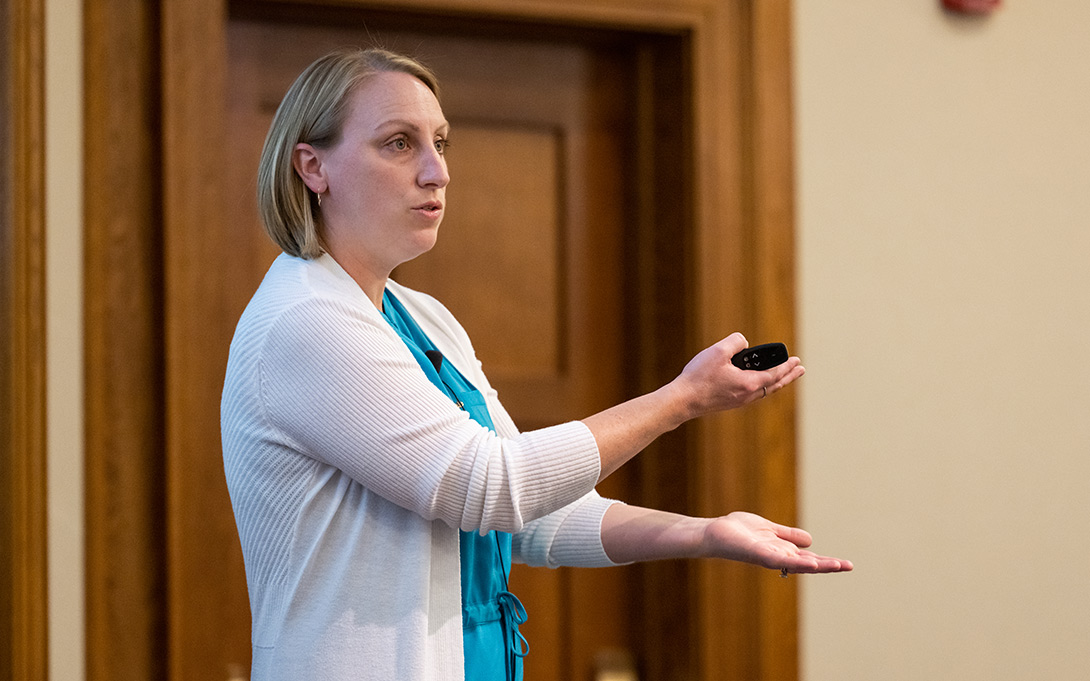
[434, 138, 450, 154]
[391, 137, 409, 151]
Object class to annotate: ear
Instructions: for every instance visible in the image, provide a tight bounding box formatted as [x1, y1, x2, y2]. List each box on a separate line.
[292, 142, 327, 195]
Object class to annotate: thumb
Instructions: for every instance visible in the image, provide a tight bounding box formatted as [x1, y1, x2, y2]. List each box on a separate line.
[721, 332, 749, 356]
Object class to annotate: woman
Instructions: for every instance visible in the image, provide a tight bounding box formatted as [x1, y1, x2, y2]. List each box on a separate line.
[221, 47, 851, 681]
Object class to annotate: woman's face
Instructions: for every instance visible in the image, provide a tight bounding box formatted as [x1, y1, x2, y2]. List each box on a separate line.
[313, 70, 450, 275]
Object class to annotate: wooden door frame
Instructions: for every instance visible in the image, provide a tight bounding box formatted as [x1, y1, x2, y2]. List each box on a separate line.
[1, 0, 50, 679]
[85, 0, 801, 679]
[84, 1, 168, 680]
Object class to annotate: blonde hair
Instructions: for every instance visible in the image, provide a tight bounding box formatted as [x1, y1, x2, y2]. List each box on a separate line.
[256, 48, 440, 258]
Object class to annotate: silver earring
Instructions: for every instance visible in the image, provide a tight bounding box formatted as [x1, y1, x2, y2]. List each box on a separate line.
[317, 192, 322, 208]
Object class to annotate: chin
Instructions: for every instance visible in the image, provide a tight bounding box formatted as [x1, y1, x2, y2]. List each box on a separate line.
[405, 227, 441, 261]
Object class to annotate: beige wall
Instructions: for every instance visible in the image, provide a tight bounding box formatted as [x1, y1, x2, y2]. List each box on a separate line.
[794, 2, 1090, 680]
[45, 0, 85, 679]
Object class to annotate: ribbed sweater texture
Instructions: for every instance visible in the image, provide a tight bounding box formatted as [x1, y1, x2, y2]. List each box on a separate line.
[221, 253, 620, 681]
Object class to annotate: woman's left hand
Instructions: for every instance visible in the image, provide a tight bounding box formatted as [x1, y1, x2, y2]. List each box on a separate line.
[701, 511, 853, 574]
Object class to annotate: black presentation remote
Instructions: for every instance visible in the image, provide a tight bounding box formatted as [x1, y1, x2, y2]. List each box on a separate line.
[731, 342, 789, 371]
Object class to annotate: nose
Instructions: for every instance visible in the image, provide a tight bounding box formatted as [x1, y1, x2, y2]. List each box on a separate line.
[418, 146, 450, 189]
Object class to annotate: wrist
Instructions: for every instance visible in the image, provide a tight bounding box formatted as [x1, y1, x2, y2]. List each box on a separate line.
[691, 517, 717, 559]
[657, 379, 698, 430]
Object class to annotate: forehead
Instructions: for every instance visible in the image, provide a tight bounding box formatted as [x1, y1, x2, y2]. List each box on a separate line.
[345, 71, 447, 132]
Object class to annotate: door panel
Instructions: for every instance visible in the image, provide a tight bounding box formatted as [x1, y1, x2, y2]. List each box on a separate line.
[401, 123, 565, 386]
[226, 14, 643, 681]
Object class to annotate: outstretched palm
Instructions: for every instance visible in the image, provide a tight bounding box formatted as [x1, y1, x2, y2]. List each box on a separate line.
[702, 511, 853, 574]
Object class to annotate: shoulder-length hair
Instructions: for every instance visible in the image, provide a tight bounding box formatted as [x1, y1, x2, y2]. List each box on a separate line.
[256, 48, 440, 259]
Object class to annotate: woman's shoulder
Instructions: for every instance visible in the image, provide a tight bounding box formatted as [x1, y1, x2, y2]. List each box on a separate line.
[234, 254, 386, 345]
[247, 254, 377, 312]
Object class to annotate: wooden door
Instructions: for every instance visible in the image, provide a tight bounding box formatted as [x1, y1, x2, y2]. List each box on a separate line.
[220, 10, 672, 681]
[85, 1, 801, 680]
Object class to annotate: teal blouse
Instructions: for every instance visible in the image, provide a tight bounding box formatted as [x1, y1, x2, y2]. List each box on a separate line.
[381, 289, 528, 681]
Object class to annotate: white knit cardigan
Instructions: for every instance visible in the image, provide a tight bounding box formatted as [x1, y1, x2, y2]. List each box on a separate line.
[221, 253, 621, 681]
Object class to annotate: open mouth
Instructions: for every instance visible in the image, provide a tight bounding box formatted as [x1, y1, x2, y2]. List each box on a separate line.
[415, 201, 443, 213]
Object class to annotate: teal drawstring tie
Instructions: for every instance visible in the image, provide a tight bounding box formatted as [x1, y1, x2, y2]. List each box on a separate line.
[497, 591, 530, 659]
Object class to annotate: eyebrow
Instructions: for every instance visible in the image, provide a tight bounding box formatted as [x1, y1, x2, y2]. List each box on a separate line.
[375, 119, 451, 135]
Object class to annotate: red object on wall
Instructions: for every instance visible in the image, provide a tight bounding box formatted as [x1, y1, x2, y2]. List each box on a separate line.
[942, 0, 1001, 14]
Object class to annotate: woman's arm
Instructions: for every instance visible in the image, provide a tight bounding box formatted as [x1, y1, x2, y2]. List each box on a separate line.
[583, 332, 805, 483]
[257, 297, 602, 533]
[600, 503, 853, 574]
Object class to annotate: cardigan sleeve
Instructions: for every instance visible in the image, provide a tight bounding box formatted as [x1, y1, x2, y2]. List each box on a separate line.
[416, 316, 624, 568]
[511, 491, 626, 568]
[256, 295, 601, 534]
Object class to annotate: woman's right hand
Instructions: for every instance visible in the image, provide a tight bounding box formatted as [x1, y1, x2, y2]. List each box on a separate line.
[584, 332, 805, 482]
[670, 332, 805, 420]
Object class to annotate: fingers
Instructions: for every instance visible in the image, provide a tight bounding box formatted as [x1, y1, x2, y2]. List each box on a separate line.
[773, 523, 813, 549]
[779, 552, 854, 575]
[758, 358, 805, 400]
[739, 358, 803, 405]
